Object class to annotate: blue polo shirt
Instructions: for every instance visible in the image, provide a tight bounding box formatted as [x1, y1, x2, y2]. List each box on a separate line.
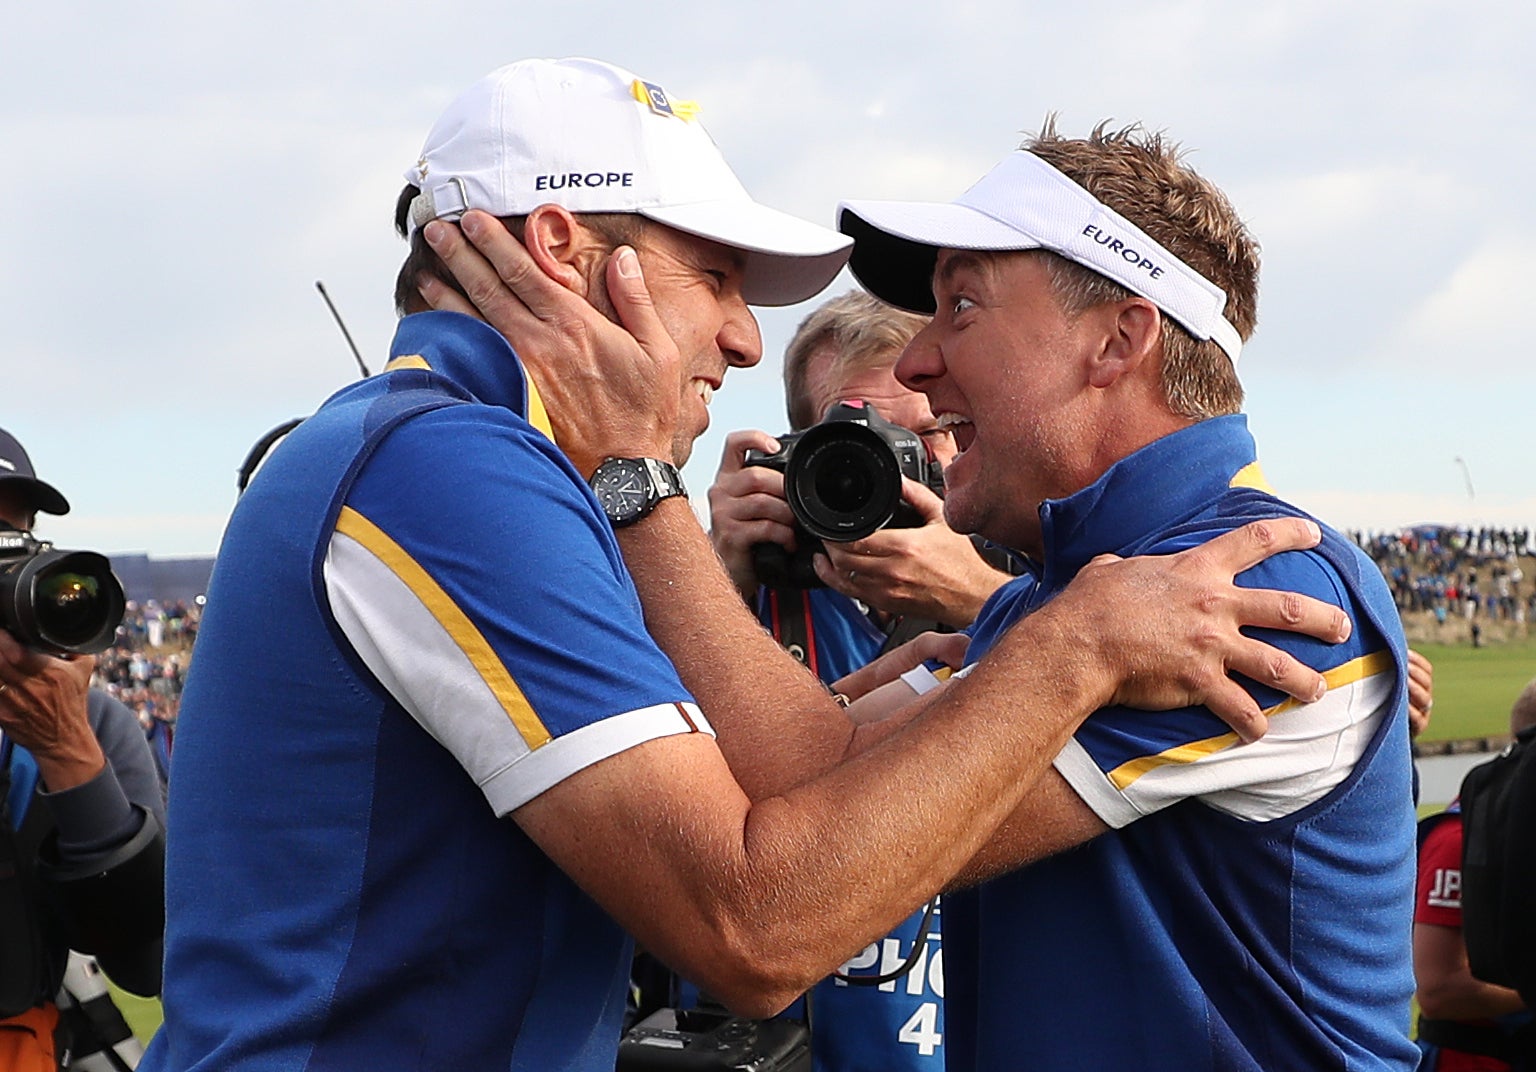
[946, 416, 1419, 1071]
[144, 312, 710, 1072]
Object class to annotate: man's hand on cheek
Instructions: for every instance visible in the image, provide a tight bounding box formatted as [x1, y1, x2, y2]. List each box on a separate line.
[418, 212, 681, 477]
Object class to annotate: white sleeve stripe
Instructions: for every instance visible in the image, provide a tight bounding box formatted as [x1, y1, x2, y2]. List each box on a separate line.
[1105, 650, 1393, 791]
[325, 528, 712, 816]
[487, 702, 714, 817]
[1055, 662, 1395, 827]
[326, 528, 540, 793]
[333, 506, 551, 749]
[1056, 737, 1142, 828]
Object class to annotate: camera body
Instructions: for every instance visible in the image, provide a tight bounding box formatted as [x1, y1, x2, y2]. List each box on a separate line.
[743, 400, 945, 589]
[618, 1005, 810, 1071]
[0, 528, 126, 656]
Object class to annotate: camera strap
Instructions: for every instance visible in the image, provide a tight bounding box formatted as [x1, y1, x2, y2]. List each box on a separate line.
[761, 587, 821, 679]
[831, 894, 939, 987]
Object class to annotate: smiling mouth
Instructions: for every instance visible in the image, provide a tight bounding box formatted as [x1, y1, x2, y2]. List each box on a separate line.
[936, 411, 973, 451]
[692, 379, 715, 405]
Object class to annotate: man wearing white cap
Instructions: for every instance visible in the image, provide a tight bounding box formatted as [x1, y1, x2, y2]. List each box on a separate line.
[147, 63, 1354, 1071]
[828, 123, 1418, 1069]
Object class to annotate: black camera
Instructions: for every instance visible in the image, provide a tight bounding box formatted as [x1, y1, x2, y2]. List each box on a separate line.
[619, 1005, 810, 1071]
[0, 528, 126, 656]
[743, 400, 945, 589]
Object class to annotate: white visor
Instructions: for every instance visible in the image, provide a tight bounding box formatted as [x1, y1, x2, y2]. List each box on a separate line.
[838, 151, 1244, 363]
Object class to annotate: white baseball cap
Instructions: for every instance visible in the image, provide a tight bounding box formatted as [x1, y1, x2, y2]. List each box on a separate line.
[838, 150, 1244, 363]
[406, 57, 852, 307]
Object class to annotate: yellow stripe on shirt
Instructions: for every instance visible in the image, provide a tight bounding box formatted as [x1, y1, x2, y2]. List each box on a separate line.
[1106, 650, 1394, 791]
[383, 353, 554, 442]
[1228, 461, 1275, 493]
[383, 354, 432, 373]
[525, 375, 555, 441]
[334, 506, 553, 750]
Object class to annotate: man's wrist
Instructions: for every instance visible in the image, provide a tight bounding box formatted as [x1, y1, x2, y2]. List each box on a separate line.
[34, 737, 109, 794]
[1015, 596, 1119, 715]
[590, 457, 687, 528]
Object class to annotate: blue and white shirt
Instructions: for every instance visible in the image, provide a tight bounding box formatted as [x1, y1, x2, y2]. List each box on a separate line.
[945, 416, 1420, 1072]
[145, 312, 710, 1072]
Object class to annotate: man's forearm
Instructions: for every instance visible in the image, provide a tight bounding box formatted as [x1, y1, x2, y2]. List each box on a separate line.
[618, 499, 856, 797]
[540, 509, 1120, 1008]
[618, 499, 1116, 792]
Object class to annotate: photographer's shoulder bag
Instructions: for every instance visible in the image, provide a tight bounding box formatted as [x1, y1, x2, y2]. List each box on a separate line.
[1459, 724, 1536, 1011]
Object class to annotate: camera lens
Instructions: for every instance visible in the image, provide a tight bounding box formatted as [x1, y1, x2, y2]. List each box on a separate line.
[36, 568, 107, 649]
[0, 549, 125, 655]
[785, 423, 903, 542]
[814, 453, 877, 515]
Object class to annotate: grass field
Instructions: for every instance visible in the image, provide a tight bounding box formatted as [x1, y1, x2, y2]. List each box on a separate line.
[108, 982, 162, 1045]
[1410, 633, 1536, 741]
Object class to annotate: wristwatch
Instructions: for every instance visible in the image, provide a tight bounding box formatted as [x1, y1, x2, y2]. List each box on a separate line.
[588, 457, 688, 527]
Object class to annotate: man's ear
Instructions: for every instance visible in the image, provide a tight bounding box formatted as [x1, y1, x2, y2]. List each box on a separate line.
[1087, 298, 1161, 390]
[523, 204, 609, 298]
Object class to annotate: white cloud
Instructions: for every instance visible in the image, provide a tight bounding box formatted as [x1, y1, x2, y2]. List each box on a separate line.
[1381, 238, 1530, 369]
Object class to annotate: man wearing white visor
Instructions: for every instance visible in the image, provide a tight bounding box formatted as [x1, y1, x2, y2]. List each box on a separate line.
[835, 123, 1419, 1070]
[149, 61, 1360, 1069]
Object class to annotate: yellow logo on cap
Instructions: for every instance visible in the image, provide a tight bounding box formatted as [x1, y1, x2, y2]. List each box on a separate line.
[416, 155, 429, 183]
[631, 79, 699, 121]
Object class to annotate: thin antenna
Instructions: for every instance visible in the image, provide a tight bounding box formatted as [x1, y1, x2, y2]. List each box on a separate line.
[315, 281, 371, 378]
[1454, 456, 1475, 500]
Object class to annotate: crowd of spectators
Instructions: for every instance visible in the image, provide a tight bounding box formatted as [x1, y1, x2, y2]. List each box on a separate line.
[1354, 525, 1535, 627]
[90, 599, 201, 767]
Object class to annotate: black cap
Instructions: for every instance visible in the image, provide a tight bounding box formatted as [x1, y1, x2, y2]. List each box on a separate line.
[0, 428, 71, 516]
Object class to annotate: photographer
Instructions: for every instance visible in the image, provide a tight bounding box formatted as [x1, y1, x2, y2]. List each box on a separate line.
[710, 292, 1012, 642]
[702, 292, 1016, 1069]
[0, 428, 165, 1070]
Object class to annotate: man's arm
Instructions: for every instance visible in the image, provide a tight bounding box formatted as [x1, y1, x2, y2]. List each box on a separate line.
[515, 504, 1344, 1014]
[1413, 922, 1527, 1021]
[1406, 648, 1434, 739]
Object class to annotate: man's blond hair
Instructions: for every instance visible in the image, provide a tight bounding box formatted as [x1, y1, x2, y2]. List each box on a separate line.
[782, 292, 928, 430]
[1023, 119, 1258, 420]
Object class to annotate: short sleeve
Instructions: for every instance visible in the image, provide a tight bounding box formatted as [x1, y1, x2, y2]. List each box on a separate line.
[323, 405, 710, 817]
[1415, 817, 1464, 928]
[1052, 546, 1396, 827]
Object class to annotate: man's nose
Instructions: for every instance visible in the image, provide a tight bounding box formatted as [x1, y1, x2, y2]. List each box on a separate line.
[722, 298, 763, 369]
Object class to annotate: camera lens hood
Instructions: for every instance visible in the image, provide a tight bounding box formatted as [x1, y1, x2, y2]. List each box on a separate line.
[0, 548, 126, 656]
[784, 421, 904, 542]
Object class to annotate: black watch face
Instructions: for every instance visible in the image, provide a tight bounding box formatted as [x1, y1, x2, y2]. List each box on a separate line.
[592, 459, 651, 523]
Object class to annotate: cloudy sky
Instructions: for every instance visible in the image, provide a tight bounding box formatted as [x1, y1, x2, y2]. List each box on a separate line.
[5, 0, 1532, 557]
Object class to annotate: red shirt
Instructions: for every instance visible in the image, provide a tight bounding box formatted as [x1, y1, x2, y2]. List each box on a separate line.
[1416, 811, 1514, 1072]
[1417, 812, 1466, 928]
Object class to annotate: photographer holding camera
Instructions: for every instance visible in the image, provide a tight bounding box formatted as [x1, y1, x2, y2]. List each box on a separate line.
[704, 292, 1020, 1070]
[710, 292, 1012, 648]
[0, 428, 164, 1070]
